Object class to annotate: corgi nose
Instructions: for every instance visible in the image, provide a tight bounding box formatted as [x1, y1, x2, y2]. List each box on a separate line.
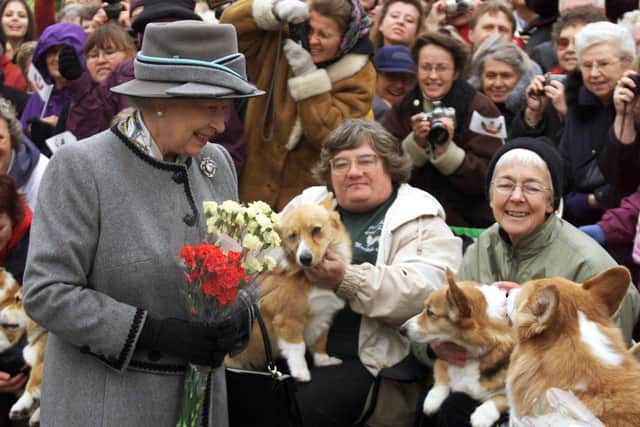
[299, 253, 313, 267]
[399, 325, 408, 337]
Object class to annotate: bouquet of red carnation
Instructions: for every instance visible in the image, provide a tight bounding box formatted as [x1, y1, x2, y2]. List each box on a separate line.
[175, 200, 280, 427]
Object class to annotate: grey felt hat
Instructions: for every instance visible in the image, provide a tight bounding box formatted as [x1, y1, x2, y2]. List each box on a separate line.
[111, 21, 264, 99]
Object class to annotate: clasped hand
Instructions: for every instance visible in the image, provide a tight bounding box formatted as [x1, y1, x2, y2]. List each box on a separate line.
[303, 249, 345, 291]
[410, 113, 454, 155]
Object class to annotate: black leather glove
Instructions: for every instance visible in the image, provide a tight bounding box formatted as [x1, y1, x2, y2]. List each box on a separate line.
[58, 45, 83, 81]
[26, 119, 54, 157]
[138, 314, 247, 367]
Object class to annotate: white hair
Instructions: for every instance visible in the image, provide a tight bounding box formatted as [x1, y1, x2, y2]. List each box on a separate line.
[618, 10, 640, 32]
[491, 148, 554, 199]
[575, 21, 637, 66]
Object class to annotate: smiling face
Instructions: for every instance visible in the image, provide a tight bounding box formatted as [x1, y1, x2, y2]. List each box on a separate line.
[376, 71, 416, 105]
[481, 58, 519, 104]
[143, 98, 230, 161]
[0, 212, 12, 250]
[378, 1, 420, 47]
[1, 1, 28, 41]
[490, 162, 553, 245]
[0, 118, 13, 175]
[580, 42, 630, 103]
[417, 43, 457, 100]
[555, 23, 584, 73]
[86, 42, 134, 83]
[308, 11, 342, 64]
[330, 142, 393, 212]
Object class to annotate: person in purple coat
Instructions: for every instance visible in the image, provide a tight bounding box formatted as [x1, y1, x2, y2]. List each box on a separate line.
[19, 22, 86, 153]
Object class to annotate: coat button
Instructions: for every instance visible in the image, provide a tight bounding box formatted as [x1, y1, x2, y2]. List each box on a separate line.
[172, 170, 186, 184]
[183, 213, 196, 226]
[148, 350, 162, 362]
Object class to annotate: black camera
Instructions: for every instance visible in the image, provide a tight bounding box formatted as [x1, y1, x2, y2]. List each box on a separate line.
[444, 0, 472, 13]
[422, 101, 456, 146]
[530, 74, 566, 97]
[104, 0, 124, 21]
[627, 74, 640, 96]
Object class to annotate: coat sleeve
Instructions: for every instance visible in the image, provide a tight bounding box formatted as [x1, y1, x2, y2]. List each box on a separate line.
[598, 188, 640, 246]
[289, 59, 376, 148]
[336, 215, 462, 325]
[605, 126, 640, 195]
[444, 94, 503, 195]
[23, 145, 146, 373]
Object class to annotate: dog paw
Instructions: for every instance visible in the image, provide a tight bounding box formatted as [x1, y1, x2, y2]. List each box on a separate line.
[422, 385, 449, 415]
[290, 366, 311, 382]
[470, 400, 500, 427]
[10, 393, 34, 420]
[313, 352, 342, 367]
[29, 407, 40, 427]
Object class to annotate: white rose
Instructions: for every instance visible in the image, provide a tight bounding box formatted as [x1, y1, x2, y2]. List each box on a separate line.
[242, 234, 262, 251]
[263, 256, 277, 271]
[221, 200, 241, 214]
[203, 201, 218, 216]
[243, 255, 262, 274]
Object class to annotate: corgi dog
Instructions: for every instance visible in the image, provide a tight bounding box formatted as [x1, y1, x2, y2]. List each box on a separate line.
[226, 194, 351, 382]
[506, 267, 640, 427]
[1, 287, 47, 427]
[401, 270, 514, 427]
[0, 269, 23, 352]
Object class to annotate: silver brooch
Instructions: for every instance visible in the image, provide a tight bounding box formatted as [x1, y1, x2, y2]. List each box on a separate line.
[200, 157, 217, 178]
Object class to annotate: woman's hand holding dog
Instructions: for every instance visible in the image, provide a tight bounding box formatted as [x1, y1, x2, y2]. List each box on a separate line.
[303, 250, 345, 291]
[430, 342, 469, 367]
[0, 370, 27, 393]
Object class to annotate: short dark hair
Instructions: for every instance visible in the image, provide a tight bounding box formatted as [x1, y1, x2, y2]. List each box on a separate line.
[0, 174, 25, 226]
[312, 119, 412, 190]
[310, 0, 353, 34]
[370, 0, 425, 49]
[470, 1, 516, 35]
[412, 31, 470, 78]
[84, 23, 136, 57]
[551, 6, 607, 45]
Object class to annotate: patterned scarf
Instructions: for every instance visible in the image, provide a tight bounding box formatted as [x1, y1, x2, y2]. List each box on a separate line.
[335, 0, 372, 59]
[116, 110, 163, 160]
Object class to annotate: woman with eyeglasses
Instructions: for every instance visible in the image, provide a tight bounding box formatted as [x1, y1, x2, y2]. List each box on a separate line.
[412, 136, 640, 427]
[511, 6, 606, 146]
[280, 118, 462, 427]
[383, 31, 503, 228]
[558, 21, 636, 229]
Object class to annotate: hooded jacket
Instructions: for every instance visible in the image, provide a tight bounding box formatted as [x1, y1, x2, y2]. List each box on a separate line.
[20, 22, 86, 130]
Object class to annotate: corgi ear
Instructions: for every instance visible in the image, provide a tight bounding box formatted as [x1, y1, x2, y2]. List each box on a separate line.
[445, 269, 471, 320]
[630, 342, 640, 362]
[582, 266, 630, 317]
[320, 193, 336, 210]
[519, 284, 558, 339]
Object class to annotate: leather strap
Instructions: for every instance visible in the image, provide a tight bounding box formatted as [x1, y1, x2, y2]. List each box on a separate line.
[253, 305, 281, 377]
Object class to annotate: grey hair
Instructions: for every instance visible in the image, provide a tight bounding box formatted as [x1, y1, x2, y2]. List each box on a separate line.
[0, 98, 23, 150]
[575, 21, 637, 68]
[558, 0, 604, 11]
[311, 118, 412, 190]
[469, 34, 541, 112]
[490, 148, 554, 201]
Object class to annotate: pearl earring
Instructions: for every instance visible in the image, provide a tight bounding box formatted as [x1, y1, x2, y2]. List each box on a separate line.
[156, 111, 163, 117]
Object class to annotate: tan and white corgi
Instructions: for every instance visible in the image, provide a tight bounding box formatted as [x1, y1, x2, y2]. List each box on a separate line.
[401, 270, 514, 427]
[506, 267, 640, 427]
[226, 194, 351, 382]
[1, 287, 47, 427]
[0, 269, 23, 352]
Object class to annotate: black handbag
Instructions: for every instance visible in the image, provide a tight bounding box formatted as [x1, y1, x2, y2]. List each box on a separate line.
[226, 306, 304, 427]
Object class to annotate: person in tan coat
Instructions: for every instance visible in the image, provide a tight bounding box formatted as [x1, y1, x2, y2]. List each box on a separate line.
[221, 0, 376, 210]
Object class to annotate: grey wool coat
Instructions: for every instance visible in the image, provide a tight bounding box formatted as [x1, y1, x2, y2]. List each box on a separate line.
[23, 127, 239, 427]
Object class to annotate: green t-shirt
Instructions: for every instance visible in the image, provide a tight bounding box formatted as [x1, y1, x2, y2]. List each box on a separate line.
[326, 191, 398, 360]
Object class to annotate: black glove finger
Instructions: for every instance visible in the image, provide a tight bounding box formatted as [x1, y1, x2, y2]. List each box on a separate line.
[58, 45, 83, 81]
[210, 352, 226, 368]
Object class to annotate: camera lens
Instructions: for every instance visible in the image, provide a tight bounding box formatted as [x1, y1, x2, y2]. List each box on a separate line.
[629, 74, 640, 96]
[428, 120, 449, 146]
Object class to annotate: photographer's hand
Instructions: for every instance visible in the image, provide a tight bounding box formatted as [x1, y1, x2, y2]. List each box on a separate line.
[283, 39, 316, 76]
[117, 1, 131, 28]
[545, 80, 567, 117]
[524, 75, 549, 126]
[92, 5, 109, 28]
[410, 112, 432, 149]
[431, 117, 454, 157]
[613, 70, 640, 144]
[273, 0, 309, 23]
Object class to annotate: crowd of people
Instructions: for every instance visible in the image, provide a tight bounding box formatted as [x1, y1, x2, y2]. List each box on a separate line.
[0, 0, 637, 426]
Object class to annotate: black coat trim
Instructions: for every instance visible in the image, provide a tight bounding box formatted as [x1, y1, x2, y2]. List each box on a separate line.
[110, 126, 199, 227]
[92, 308, 145, 371]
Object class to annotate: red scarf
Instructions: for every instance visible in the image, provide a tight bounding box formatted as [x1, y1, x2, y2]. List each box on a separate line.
[0, 206, 32, 264]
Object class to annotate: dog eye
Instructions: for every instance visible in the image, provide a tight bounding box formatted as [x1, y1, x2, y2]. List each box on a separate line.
[426, 307, 436, 318]
[311, 226, 322, 237]
[287, 233, 297, 243]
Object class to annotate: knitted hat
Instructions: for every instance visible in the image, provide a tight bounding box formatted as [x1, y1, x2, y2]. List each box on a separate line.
[485, 137, 564, 209]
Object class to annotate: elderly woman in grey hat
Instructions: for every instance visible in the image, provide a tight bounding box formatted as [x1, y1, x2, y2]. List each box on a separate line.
[22, 21, 263, 427]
